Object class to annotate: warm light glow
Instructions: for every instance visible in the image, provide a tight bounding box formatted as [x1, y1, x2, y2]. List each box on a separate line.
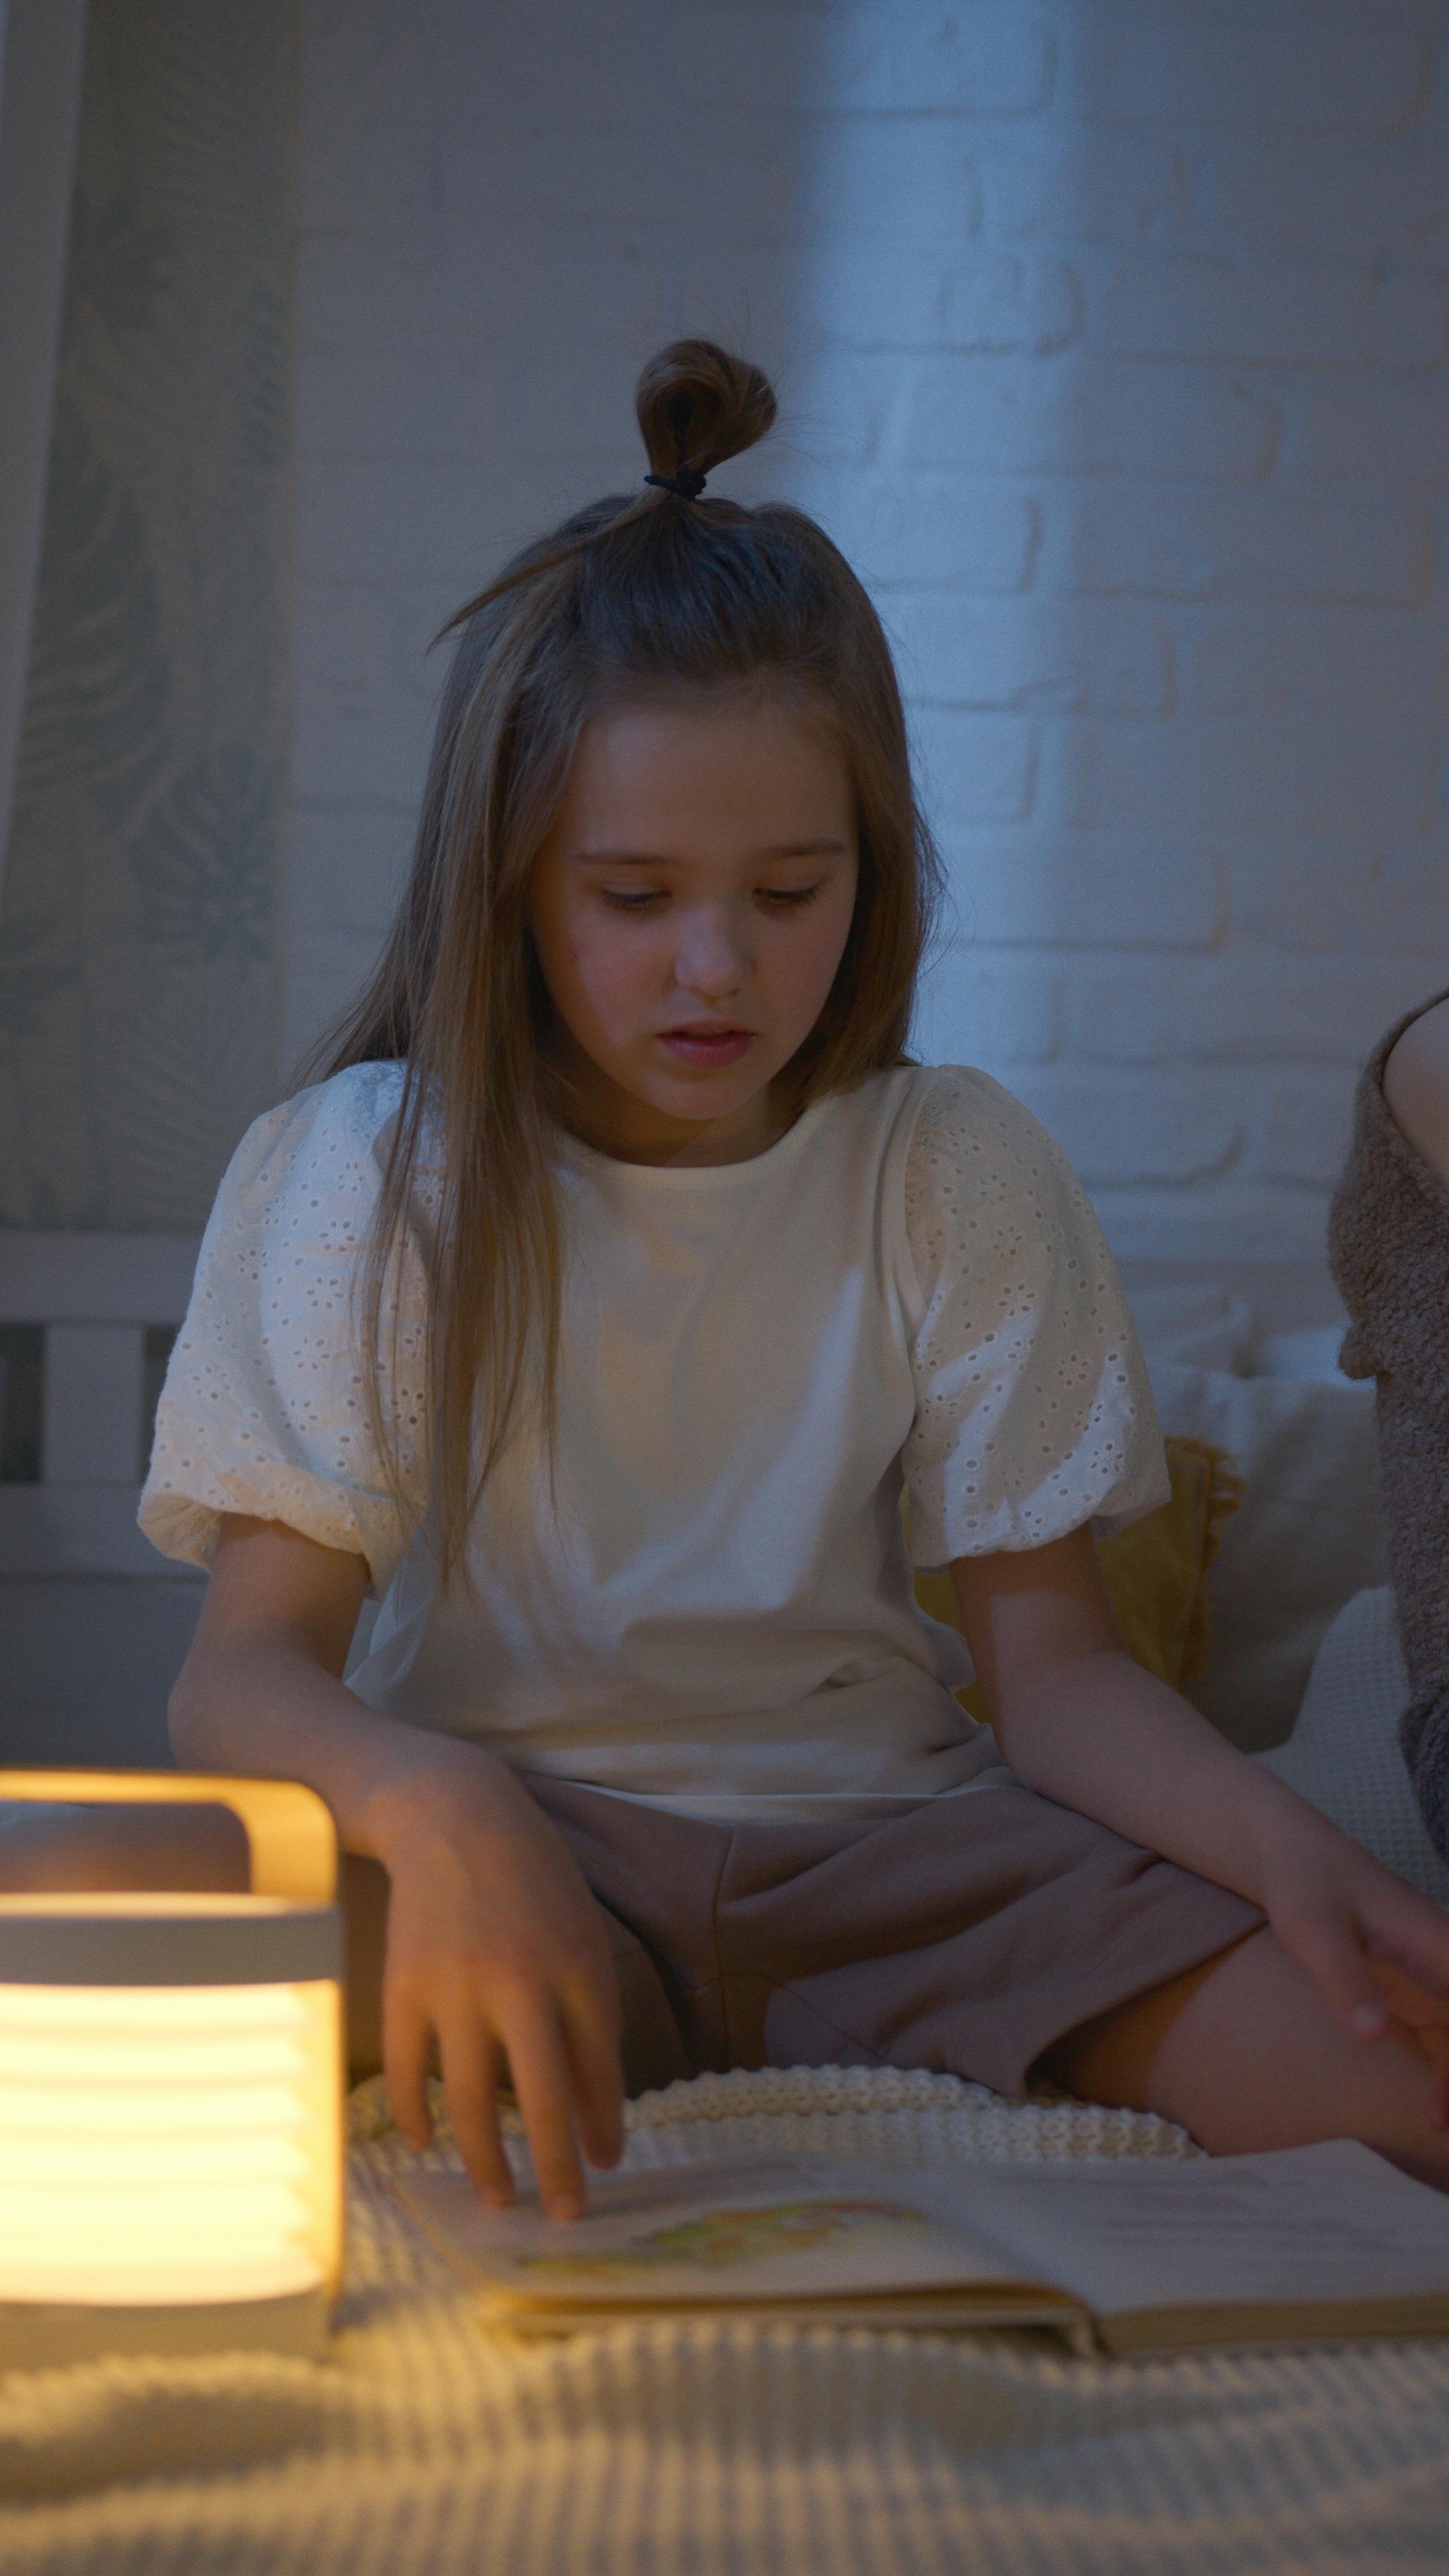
[0, 1973, 337, 2306]
[0, 1777, 344, 2349]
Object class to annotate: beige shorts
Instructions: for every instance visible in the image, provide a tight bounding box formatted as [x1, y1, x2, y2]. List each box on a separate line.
[524, 1765, 1263, 2102]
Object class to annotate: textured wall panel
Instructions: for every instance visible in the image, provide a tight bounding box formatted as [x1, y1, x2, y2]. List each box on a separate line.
[0, 0, 291, 1229]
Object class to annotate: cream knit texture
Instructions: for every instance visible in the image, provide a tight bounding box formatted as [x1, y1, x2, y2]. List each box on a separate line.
[5, 2063, 1449, 2573]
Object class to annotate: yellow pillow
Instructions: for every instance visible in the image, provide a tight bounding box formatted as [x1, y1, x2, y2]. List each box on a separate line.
[910, 1437, 1244, 1725]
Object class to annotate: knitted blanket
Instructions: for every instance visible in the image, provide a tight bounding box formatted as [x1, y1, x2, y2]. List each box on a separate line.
[5, 2064, 1449, 2575]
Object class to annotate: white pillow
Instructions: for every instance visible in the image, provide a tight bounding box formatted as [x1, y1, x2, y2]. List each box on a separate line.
[1257, 1588, 1449, 1909]
[1127, 1283, 1256, 1374]
[1257, 1324, 1354, 1385]
[1148, 1358, 1388, 1752]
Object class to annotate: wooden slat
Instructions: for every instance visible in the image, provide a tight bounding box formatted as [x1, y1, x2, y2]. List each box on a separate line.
[0, 1235, 201, 1324]
[42, 1323, 147, 1484]
[0, 1488, 204, 1579]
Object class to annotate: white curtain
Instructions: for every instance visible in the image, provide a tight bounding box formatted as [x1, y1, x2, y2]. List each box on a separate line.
[0, 0, 87, 902]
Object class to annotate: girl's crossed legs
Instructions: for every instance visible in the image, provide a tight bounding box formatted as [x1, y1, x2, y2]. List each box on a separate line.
[8, 1772, 1445, 2186]
[1051, 1933, 1449, 2188]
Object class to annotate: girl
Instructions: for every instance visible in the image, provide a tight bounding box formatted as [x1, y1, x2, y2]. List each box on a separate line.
[129, 343, 1449, 2219]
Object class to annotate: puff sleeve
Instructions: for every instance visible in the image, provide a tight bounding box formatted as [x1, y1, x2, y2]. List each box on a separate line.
[900, 1066, 1168, 1567]
[138, 1061, 430, 1596]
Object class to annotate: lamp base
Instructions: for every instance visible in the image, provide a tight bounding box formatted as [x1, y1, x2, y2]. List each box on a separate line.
[0, 2284, 329, 2369]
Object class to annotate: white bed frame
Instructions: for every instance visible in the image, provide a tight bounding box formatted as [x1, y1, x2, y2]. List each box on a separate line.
[0, 1232, 204, 1767]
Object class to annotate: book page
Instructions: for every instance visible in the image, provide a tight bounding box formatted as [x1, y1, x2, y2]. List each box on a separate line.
[395, 2158, 1044, 2308]
[957, 2139, 1449, 2320]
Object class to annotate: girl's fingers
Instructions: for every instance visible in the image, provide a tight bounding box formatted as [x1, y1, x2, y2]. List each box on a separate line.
[502, 2010, 590, 2219]
[1365, 1905, 1449, 2007]
[1275, 1909, 1391, 2041]
[1299, 1907, 1449, 2129]
[435, 2015, 514, 2205]
[1366, 1960, 1449, 2128]
[561, 1989, 626, 2174]
[1370, 1955, 1449, 2030]
[1383, 1996, 1449, 2130]
[382, 1986, 435, 2153]
[1416, 2025, 1449, 2131]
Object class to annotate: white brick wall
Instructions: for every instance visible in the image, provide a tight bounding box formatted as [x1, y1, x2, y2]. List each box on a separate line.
[287, 0, 1449, 1266]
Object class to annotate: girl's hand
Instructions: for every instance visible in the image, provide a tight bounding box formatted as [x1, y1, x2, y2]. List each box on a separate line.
[1258, 1819, 1449, 2125]
[172, 1519, 623, 2215]
[950, 1524, 1449, 2130]
[367, 1754, 625, 2217]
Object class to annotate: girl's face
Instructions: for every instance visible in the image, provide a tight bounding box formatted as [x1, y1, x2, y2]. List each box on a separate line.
[529, 692, 859, 1165]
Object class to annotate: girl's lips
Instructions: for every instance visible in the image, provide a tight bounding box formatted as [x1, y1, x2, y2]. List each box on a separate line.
[658, 1028, 754, 1067]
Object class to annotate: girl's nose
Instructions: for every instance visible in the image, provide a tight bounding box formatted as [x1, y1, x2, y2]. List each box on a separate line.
[676, 907, 751, 998]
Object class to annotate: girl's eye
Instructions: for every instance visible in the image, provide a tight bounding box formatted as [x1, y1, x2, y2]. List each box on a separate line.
[599, 883, 824, 914]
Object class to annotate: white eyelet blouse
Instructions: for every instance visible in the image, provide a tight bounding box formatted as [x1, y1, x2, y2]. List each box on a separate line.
[140, 1061, 1167, 1821]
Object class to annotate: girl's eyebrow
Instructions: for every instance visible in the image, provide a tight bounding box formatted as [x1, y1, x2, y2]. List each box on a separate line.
[572, 839, 851, 867]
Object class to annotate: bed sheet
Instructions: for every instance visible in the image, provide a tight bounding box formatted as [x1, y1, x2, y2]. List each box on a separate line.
[5, 2063, 1449, 2575]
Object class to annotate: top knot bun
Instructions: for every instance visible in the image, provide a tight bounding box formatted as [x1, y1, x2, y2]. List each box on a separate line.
[635, 341, 777, 488]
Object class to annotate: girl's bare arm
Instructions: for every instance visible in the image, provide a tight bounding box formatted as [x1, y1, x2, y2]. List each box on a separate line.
[951, 1526, 1449, 2082]
[951, 1529, 1309, 1908]
[170, 1514, 625, 2214]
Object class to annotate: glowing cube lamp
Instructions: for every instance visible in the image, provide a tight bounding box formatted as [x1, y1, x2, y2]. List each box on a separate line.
[0, 1770, 344, 2367]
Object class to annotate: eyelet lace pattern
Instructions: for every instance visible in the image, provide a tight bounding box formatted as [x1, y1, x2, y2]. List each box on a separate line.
[139, 1059, 1165, 1601]
[900, 1066, 1165, 1566]
[139, 1061, 430, 1595]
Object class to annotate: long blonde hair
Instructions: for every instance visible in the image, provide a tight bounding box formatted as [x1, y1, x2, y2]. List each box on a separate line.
[309, 342, 943, 1586]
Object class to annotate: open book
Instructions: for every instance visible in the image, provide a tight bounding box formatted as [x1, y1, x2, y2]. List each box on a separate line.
[394, 2139, 1449, 2355]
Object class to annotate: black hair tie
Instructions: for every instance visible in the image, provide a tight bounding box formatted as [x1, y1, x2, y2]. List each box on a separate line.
[645, 465, 707, 500]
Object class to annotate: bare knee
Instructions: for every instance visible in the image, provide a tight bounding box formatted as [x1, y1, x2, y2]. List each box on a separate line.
[1053, 1928, 1449, 2186]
